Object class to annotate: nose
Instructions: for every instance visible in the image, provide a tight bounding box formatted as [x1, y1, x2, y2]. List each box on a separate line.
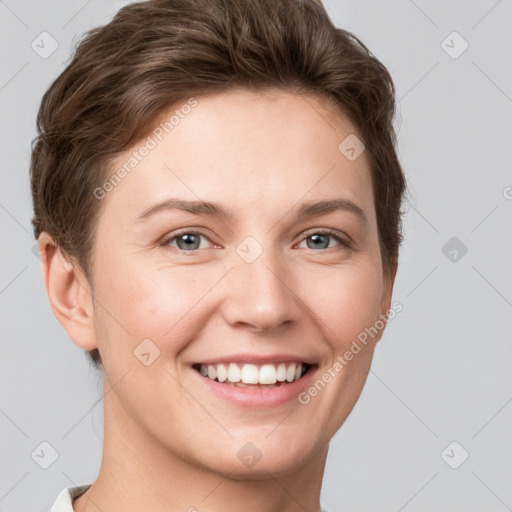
[221, 250, 302, 333]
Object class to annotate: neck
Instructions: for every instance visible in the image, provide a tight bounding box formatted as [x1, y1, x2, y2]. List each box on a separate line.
[73, 382, 328, 512]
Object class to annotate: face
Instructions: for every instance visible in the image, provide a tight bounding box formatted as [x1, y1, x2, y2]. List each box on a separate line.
[86, 89, 394, 478]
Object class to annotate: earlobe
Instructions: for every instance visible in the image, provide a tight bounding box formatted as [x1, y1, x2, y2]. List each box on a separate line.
[38, 232, 98, 352]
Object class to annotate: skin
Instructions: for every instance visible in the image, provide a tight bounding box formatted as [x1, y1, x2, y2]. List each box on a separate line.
[39, 89, 397, 512]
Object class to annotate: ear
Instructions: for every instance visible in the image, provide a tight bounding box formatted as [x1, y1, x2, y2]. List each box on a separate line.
[376, 259, 399, 344]
[37, 232, 98, 351]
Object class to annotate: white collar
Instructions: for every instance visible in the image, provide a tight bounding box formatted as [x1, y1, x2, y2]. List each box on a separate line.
[50, 483, 331, 512]
[50, 484, 91, 512]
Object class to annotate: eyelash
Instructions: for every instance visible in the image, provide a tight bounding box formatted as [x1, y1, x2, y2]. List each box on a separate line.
[159, 228, 351, 255]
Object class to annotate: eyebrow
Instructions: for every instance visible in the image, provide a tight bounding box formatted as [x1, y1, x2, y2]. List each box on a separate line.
[135, 198, 367, 225]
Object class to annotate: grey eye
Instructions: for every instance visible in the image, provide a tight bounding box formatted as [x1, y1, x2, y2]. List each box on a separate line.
[302, 233, 344, 250]
[167, 232, 209, 251]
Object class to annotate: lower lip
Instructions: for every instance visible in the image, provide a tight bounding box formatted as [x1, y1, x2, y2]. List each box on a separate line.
[191, 366, 317, 407]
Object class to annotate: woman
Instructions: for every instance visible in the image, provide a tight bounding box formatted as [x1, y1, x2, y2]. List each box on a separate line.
[31, 0, 406, 510]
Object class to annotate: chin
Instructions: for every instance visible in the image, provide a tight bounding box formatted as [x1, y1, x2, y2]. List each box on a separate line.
[197, 436, 320, 480]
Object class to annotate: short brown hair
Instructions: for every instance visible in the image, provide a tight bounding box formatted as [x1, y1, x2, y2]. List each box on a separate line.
[30, 0, 406, 369]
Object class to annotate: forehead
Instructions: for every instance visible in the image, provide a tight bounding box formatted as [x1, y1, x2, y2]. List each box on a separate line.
[99, 89, 375, 226]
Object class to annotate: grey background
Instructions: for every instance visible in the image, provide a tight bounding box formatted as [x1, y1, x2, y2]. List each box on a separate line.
[1, 0, 511, 511]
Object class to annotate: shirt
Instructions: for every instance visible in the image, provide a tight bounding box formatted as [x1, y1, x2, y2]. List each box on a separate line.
[50, 484, 332, 511]
[50, 484, 91, 511]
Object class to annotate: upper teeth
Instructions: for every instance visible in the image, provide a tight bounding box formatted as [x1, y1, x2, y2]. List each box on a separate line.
[198, 362, 305, 384]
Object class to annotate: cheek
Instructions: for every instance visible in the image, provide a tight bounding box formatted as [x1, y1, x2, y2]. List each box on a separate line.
[94, 258, 217, 355]
[304, 262, 383, 350]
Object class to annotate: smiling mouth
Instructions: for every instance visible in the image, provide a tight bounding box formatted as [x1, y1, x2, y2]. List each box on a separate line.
[192, 362, 313, 388]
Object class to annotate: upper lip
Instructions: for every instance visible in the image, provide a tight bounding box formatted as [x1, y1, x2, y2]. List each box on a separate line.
[193, 354, 317, 366]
